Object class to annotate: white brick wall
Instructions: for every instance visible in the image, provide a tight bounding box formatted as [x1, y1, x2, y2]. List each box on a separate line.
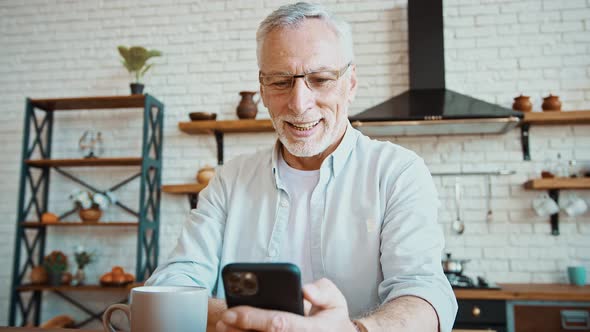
[1, 0, 589, 327]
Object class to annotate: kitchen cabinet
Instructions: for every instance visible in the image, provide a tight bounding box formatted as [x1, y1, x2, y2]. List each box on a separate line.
[454, 284, 590, 332]
[509, 301, 590, 331]
[455, 299, 506, 332]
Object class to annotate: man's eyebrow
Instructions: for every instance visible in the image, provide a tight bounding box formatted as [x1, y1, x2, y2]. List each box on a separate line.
[261, 66, 339, 76]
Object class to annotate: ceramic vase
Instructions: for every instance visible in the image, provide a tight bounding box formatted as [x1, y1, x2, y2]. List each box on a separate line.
[30, 266, 48, 284]
[74, 268, 86, 286]
[237, 91, 260, 119]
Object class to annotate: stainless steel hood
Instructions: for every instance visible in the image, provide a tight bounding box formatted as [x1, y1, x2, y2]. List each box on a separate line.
[349, 0, 522, 136]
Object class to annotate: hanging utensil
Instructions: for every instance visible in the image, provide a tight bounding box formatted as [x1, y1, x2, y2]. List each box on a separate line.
[452, 180, 465, 234]
[486, 174, 493, 222]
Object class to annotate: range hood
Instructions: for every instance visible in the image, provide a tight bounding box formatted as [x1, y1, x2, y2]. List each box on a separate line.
[349, 0, 522, 136]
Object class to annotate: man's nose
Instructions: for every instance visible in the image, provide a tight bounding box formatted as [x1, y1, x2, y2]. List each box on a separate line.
[287, 76, 314, 114]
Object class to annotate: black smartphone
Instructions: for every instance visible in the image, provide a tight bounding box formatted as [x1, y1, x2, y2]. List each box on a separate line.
[222, 262, 304, 315]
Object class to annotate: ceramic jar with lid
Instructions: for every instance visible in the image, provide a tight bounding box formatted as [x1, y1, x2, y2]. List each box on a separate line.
[512, 94, 532, 112]
[542, 94, 561, 112]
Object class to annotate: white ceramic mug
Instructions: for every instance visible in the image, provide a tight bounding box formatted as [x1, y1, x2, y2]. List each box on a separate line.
[102, 286, 207, 332]
[562, 194, 588, 217]
[532, 193, 560, 217]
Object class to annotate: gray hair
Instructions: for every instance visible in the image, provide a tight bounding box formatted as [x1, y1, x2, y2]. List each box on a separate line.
[256, 2, 354, 67]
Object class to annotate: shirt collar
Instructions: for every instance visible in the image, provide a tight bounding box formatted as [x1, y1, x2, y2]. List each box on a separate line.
[270, 122, 359, 184]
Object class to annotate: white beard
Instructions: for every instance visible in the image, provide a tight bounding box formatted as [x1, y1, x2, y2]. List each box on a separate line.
[272, 118, 341, 158]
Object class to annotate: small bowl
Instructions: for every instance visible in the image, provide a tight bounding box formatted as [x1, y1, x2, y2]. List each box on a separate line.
[189, 112, 217, 121]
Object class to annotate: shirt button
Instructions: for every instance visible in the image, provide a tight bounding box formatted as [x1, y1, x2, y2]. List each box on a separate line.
[268, 248, 278, 257]
[280, 199, 289, 207]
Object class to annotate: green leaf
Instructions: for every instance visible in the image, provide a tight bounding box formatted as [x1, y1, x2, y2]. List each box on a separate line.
[140, 63, 154, 77]
[118, 45, 162, 83]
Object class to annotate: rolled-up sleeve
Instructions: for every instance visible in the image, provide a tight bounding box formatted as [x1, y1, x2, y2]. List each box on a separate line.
[145, 168, 227, 297]
[379, 157, 458, 332]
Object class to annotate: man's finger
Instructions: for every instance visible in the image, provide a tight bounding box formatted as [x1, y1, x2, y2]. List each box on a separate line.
[303, 299, 312, 316]
[222, 306, 306, 331]
[216, 320, 246, 332]
[302, 278, 348, 310]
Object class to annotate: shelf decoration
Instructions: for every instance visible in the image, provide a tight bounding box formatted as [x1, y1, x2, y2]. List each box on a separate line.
[10, 94, 164, 328]
[523, 177, 590, 235]
[70, 190, 116, 223]
[73, 246, 95, 286]
[43, 251, 69, 286]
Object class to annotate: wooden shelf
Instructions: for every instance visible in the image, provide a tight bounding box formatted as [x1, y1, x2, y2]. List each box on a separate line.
[25, 157, 142, 167]
[524, 177, 590, 190]
[178, 119, 275, 134]
[30, 95, 146, 111]
[455, 283, 590, 301]
[22, 222, 138, 228]
[17, 284, 133, 292]
[162, 183, 208, 194]
[522, 110, 590, 125]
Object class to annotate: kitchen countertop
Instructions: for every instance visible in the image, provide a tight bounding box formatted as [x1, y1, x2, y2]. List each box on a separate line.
[454, 283, 590, 301]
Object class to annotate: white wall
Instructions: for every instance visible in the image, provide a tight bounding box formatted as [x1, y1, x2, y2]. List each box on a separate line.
[1, 0, 589, 327]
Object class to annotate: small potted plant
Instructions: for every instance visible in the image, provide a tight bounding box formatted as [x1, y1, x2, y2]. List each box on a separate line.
[43, 251, 68, 286]
[73, 245, 95, 286]
[70, 190, 116, 223]
[118, 45, 162, 95]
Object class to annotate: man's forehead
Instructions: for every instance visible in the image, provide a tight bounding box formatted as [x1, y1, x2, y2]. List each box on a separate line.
[259, 20, 345, 73]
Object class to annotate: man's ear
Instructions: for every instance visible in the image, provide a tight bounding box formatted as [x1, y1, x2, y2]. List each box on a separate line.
[347, 64, 358, 104]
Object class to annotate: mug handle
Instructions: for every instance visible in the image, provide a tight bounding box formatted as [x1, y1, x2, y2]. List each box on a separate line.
[102, 303, 130, 332]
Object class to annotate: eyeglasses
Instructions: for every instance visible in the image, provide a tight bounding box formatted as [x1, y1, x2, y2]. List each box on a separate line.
[259, 62, 352, 93]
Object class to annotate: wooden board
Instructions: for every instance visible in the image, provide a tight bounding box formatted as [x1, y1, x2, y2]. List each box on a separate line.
[524, 178, 590, 190]
[22, 222, 138, 228]
[522, 110, 590, 125]
[25, 157, 142, 167]
[454, 283, 590, 301]
[30, 95, 146, 111]
[162, 183, 207, 194]
[178, 119, 275, 134]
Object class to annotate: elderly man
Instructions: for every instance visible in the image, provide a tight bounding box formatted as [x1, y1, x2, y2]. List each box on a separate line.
[146, 2, 457, 331]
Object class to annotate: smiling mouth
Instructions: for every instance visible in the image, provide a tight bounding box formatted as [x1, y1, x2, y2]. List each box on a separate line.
[287, 120, 321, 131]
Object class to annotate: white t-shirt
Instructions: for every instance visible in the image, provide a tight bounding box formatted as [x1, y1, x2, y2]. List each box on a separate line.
[277, 152, 319, 284]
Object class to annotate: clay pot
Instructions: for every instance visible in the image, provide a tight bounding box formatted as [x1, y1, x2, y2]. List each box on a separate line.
[542, 94, 561, 112]
[196, 166, 215, 185]
[512, 94, 532, 112]
[47, 272, 62, 286]
[30, 266, 48, 284]
[78, 208, 102, 223]
[236, 91, 260, 119]
[61, 272, 73, 285]
[130, 83, 144, 95]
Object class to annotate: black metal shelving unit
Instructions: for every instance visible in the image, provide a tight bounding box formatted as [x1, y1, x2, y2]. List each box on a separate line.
[8, 94, 164, 327]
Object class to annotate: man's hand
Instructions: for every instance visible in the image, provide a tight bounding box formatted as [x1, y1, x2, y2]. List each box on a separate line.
[216, 278, 358, 332]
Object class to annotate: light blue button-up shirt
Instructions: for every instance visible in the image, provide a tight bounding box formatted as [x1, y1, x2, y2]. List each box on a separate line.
[146, 124, 458, 331]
